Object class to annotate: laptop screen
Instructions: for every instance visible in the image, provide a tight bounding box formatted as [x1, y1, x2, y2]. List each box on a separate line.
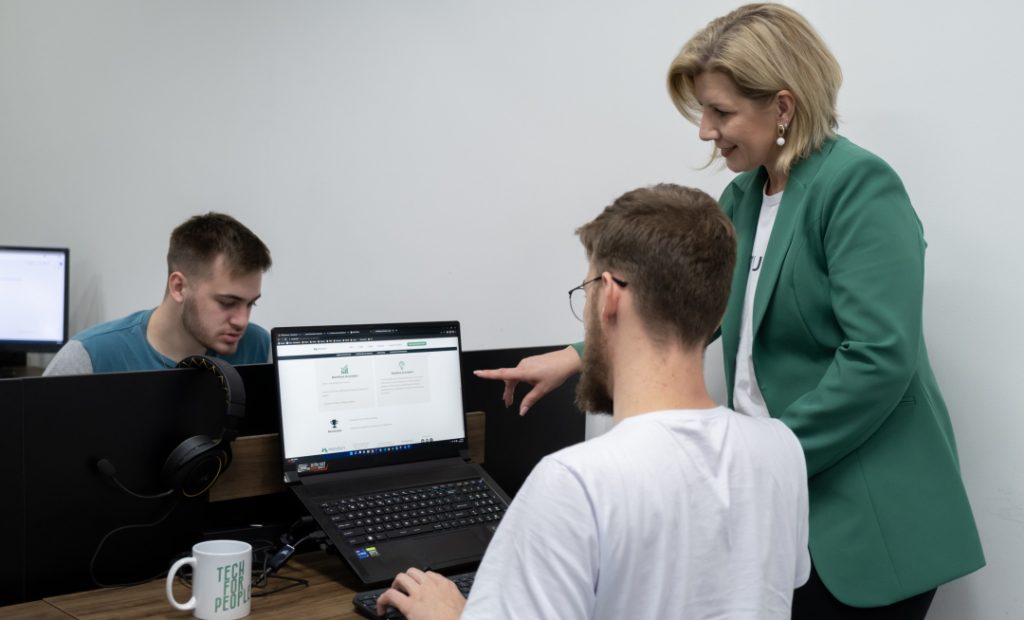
[272, 321, 467, 476]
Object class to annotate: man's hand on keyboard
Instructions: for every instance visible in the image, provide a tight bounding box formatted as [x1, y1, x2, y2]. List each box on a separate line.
[376, 567, 466, 620]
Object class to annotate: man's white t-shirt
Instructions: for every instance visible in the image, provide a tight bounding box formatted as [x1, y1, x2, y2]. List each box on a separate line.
[733, 187, 782, 418]
[461, 407, 810, 620]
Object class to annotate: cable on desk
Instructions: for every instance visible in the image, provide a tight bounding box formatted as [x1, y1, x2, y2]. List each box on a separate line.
[172, 531, 320, 599]
[251, 572, 310, 598]
[251, 538, 307, 597]
[249, 528, 327, 597]
[173, 553, 311, 599]
[258, 516, 318, 576]
[89, 498, 182, 588]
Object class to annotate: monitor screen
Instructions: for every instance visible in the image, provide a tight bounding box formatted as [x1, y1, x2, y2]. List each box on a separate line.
[273, 321, 466, 474]
[0, 246, 69, 353]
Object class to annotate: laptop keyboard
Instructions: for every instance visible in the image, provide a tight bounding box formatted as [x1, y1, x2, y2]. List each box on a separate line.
[353, 571, 475, 619]
[320, 478, 507, 547]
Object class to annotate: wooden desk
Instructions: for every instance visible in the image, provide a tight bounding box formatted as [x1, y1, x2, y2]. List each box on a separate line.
[0, 366, 43, 378]
[1, 553, 365, 620]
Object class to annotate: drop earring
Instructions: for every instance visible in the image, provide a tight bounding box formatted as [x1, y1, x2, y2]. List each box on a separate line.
[776, 123, 788, 146]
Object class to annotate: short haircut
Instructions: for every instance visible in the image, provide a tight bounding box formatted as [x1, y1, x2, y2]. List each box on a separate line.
[167, 212, 272, 278]
[576, 184, 736, 348]
[666, 3, 842, 174]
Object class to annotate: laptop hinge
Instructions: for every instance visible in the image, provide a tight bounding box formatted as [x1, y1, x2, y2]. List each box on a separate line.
[283, 470, 300, 485]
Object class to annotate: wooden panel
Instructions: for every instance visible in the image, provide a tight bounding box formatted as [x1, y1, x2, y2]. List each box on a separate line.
[209, 434, 286, 502]
[210, 412, 485, 502]
[466, 411, 484, 464]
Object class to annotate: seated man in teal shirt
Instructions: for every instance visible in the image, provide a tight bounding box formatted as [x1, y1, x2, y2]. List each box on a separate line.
[44, 212, 272, 375]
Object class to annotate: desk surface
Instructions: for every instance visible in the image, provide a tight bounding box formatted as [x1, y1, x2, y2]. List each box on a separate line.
[0, 366, 43, 378]
[0, 553, 366, 620]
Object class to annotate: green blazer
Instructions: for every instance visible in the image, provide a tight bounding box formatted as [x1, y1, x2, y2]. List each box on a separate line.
[719, 136, 984, 606]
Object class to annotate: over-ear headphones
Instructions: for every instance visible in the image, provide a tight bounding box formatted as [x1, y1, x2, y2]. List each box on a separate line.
[160, 355, 246, 497]
[90, 356, 246, 588]
[96, 355, 246, 499]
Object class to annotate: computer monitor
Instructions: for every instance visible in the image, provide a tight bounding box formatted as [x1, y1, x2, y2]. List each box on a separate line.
[0, 245, 69, 371]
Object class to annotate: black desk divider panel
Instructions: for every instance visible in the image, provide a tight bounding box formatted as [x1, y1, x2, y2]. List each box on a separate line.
[2, 348, 582, 605]
[23, 369, 218, 599]
[461, 346, 586, 498]
[0, 378, 27, 606]
[2, 362, 293, 604]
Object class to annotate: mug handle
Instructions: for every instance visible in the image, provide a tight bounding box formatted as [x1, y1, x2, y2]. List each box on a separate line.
[166, 556, 198, 611]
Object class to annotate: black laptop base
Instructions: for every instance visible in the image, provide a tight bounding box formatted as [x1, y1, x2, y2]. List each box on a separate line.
[290, 457, 509, 585]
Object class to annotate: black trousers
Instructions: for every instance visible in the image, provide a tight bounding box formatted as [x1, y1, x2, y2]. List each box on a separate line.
[791, 564, 936, 620]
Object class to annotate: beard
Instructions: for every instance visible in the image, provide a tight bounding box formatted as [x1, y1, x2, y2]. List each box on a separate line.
[575, 313, 613, 416]
[181, 296, 237, 355]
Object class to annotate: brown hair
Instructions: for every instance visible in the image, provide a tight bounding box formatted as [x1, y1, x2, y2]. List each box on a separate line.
[167, 212, 272, 278]
[576, 184, 735, 348]
[667, 3, 842, 174]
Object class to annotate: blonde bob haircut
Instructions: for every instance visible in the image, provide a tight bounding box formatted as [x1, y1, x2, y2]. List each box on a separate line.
[667, 3, 842, 175]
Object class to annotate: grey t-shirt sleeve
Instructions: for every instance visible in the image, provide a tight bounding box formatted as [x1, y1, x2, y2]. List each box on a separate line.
[42, 340, 95, 376]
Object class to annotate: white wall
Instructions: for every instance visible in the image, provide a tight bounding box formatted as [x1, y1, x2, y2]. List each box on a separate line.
[0, 0, 730, 349]
[1, 1, 1020, 616]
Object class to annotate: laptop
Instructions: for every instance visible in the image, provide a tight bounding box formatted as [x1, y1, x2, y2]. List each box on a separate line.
[271, 320, 511, 584]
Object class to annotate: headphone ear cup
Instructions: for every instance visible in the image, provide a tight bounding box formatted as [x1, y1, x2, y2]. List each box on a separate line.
[170, 356, 245, 498]
[162, 435, 227, 497]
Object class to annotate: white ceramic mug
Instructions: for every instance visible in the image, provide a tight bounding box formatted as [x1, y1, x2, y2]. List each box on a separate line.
[166, 539, 252, 620]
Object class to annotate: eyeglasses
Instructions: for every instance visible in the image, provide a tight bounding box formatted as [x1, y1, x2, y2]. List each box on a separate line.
[568, 274, 628, 322]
